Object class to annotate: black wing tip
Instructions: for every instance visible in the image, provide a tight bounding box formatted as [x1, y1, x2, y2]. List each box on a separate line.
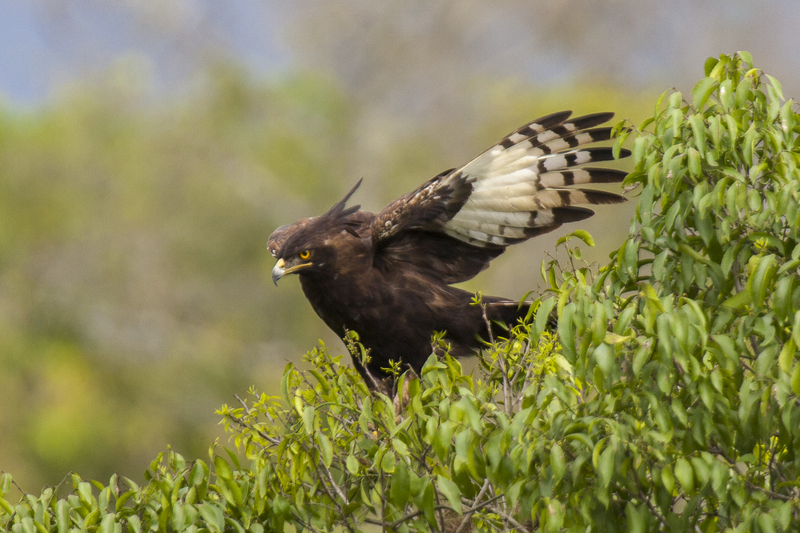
[572, 111, 615, 124]
[585, 169, 629, 183]
[581, 189, 627, 205]
[533, 110, 573, 126]
[552, 206, 596, 223]
[574, 147, 632, 162]
[509, 111, 573, 137]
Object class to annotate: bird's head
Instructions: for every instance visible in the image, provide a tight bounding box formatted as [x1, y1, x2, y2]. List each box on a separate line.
[268, 221, 335, 284]
[268, 180, 364, 285]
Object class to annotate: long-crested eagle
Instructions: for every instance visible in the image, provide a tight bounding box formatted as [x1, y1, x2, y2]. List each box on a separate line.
[269, 111, 629, 390]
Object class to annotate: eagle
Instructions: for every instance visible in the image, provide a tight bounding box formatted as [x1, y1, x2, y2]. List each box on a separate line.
[269, 111, 629, 391]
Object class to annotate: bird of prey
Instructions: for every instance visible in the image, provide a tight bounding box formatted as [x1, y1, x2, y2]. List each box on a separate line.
[269, 111, 629, 391]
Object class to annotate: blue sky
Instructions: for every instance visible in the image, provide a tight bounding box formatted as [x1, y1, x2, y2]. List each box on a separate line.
[0, 1, 290, 105]
[1, 1, 798, 107]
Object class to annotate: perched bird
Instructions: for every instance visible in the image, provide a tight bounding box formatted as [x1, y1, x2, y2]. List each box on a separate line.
[269, 111, 629, 391]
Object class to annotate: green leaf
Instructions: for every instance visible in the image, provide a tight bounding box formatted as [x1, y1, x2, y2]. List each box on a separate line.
[199, 503, 225, 533]
[56, 500, 70, 533]
[687, 147, 702, 177]
[380, 450, 396, 473]
[78, 482, 93, 508]
[626, 502, 646, 533]
[302, 405, 315, 435]
[558, 304, 576, 360]
[564, 432, 593, 451]
[434, 421, 454, 460]
[675, 458, 695, 493]
[391, 461, 411, 507]
[793, 311, 800, 348]
[779, 339, 795, 374]
[689, 114, 708, 156]
[546, 499, 564, 533]
[214, 455, 233, 482]
[758, 513, 777, 533]
[661, 464, 675, 493]
[704, 57, 719, 76]
[571, 229, 595, 247]
[773, 275, 795, 321]
[99, 514, 116, 533]
[550, 444, 566, 483]
[747, 254, 777, 308]
[421, 480, 437, 526]
[127, 515, 142, 533]
[792, 360, 800, 395]
[721, 290, 751, 310]
[595, 343, 614, 375]
[597, 446, 615, 488]
[19, 517, 35, 533]
[590, 302, 608, 347]
[534, 297, 557, 339]
[318, 432, 333, 468]
[712, 462, 730, 499]
[346, 455, 359, 475]
[436, 476, 462, 514]
[765, 74, 784, 100]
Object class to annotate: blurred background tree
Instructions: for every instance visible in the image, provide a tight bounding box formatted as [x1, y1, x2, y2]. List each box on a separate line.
[0, 0, 798, 492]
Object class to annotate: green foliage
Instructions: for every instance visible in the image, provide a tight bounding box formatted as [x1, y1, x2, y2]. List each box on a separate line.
[0, 322, 569, 533]
[2, 52, 799, 532]
[568, 51, 800, 531]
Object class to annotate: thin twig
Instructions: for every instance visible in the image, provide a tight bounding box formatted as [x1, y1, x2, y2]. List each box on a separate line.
[310, 455, 356, 533]
[362, 504, 457, 529]
[224, 412, 280, 446]
[481, 302, 511, 416]
[745, 481, 792, 501]
[455, 486, 500, 533]
[483, 504, 530, 533]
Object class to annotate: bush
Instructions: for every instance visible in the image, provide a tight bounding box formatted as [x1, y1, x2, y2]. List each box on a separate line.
[2, 51, 799, 533]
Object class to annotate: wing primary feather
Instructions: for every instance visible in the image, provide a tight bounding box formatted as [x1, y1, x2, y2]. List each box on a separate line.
[538, 168, 628, 187]
[525, 126, 612, 153]
[373, 110, 628, 248]
[497, 110, 574, 148]
[538, 147, 631, 173]
[498, 113, 614, 150]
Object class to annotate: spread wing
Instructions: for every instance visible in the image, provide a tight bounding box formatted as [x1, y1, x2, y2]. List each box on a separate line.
[372, 111, 630, 282]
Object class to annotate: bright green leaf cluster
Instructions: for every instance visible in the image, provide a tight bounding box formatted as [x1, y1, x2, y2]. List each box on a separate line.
[555, 51, 800, 531]
[220, 323, 573, 532]
[0, 450, 271, 533]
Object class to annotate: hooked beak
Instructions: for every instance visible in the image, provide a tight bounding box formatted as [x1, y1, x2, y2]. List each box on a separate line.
[272, 258, 312, 285]
[272, 259, 285, 285]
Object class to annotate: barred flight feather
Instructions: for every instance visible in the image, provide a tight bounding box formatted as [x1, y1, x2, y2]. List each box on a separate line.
[451, 189, 622, 219]
[537, 168, 628, 188]
[471, 147, 625, 193]
[438, 112, 629, 246]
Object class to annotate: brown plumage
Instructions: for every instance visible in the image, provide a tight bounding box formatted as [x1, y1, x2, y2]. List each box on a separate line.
[269, 111, 629, 391]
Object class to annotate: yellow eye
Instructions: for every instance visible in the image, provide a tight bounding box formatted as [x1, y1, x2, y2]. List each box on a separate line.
[299, 250, 311, 260]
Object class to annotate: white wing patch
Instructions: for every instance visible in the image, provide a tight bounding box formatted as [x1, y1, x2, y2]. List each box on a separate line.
[442, 111, 629, 247]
